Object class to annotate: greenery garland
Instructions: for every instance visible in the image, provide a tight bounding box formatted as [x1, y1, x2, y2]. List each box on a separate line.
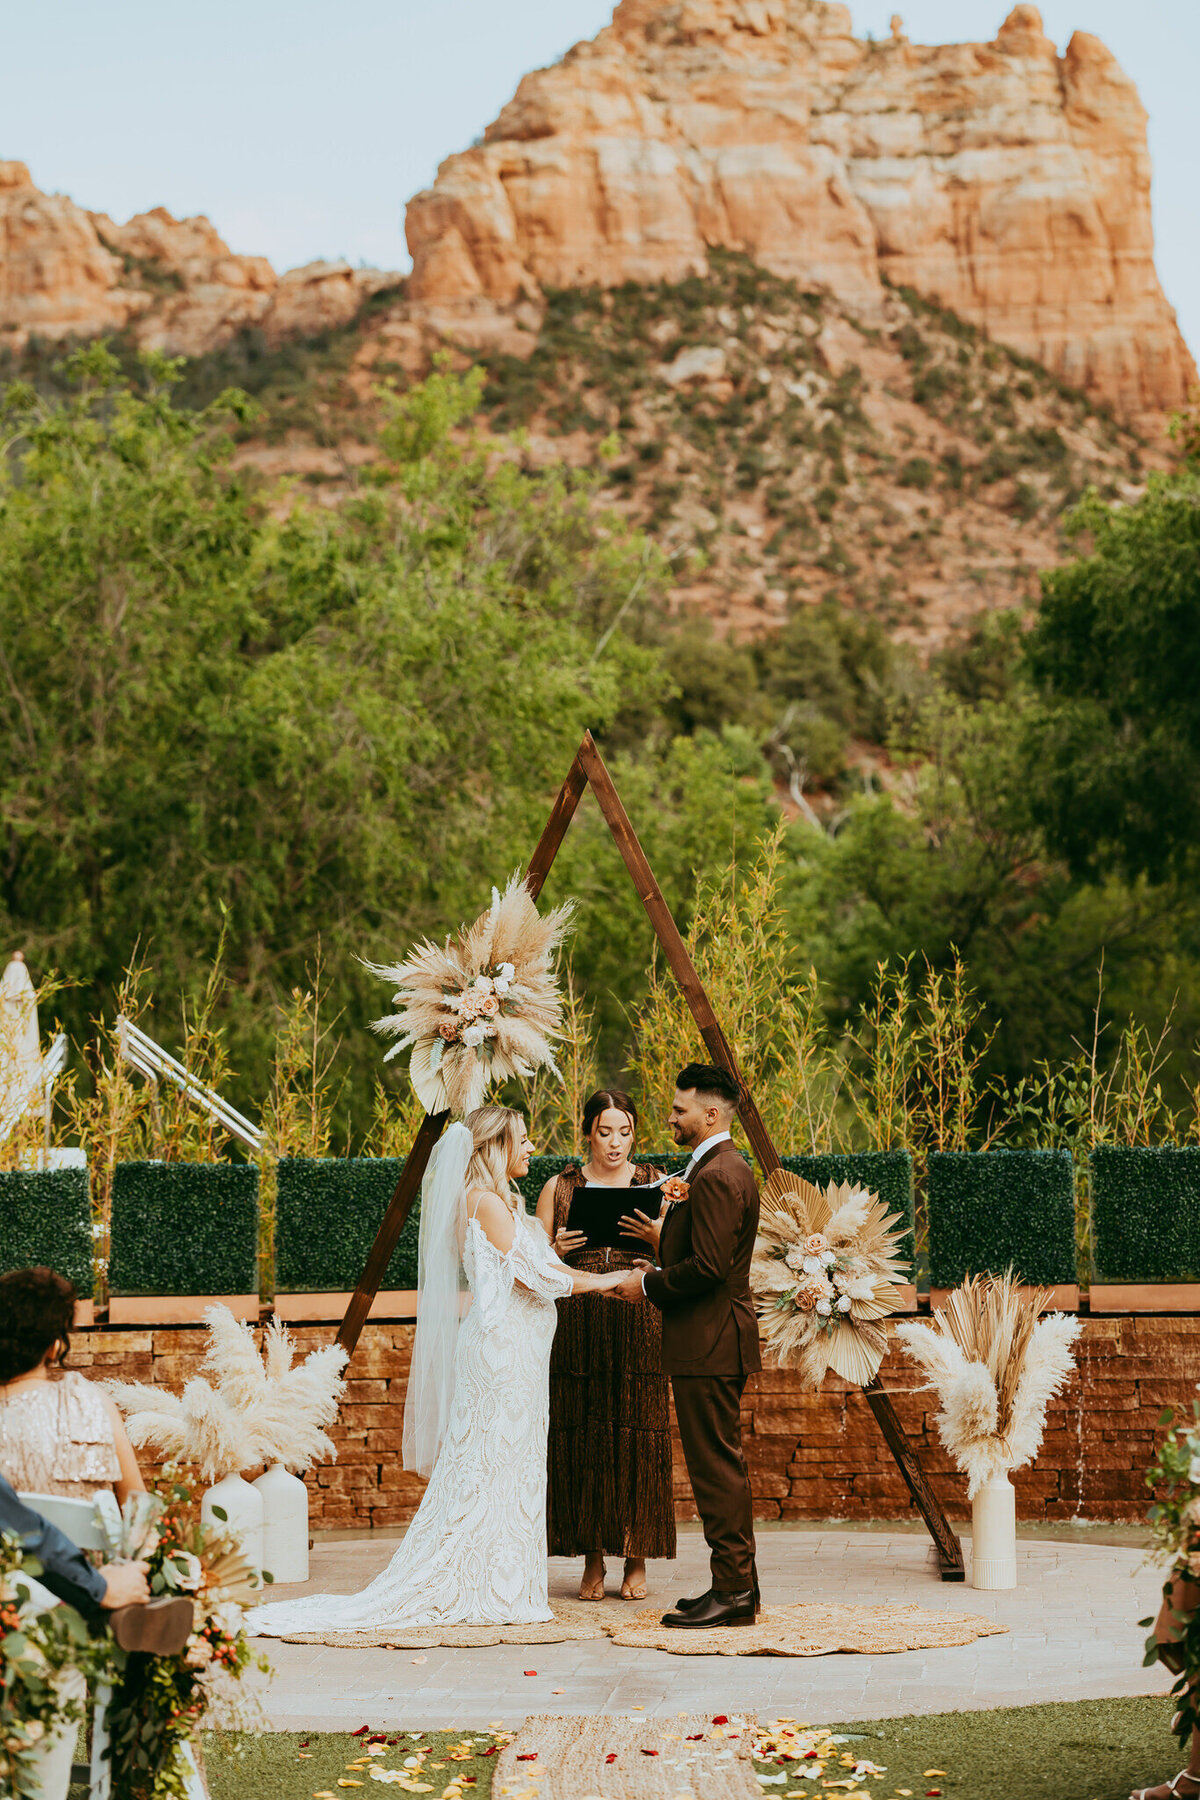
[1143, 1399, 1200, 1743]
[0, 1534, 96, 1800]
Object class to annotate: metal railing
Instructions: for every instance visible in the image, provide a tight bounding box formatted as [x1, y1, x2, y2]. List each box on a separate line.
[116, 1016, 264, 1154]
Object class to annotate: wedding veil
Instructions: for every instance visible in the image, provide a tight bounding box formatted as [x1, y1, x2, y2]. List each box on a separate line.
[402, 1120, 473, 1477]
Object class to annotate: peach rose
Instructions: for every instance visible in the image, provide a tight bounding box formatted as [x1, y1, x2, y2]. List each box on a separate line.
[478, 993, 501, 1017]
[438, 1020, 458, 1041]
[803, 1232, 830, 1257]
[794, 1274, 832, 1312]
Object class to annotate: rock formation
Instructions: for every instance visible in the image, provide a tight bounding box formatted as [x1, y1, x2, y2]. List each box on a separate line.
[0, 162, 399, 357]
[404, 1, 1195, 422]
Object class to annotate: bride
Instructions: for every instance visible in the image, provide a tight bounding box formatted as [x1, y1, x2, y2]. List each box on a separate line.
[248, 1105, 624, 1635]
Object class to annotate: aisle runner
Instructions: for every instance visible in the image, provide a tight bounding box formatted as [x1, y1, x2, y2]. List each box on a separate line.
[493, 1713, 763, 1800]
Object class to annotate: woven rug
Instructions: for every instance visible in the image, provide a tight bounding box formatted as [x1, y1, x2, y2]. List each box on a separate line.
[271, 1595, 608, 1647]
[493, 1712, 763, 1799]
[602, 1600, 1007, 1657]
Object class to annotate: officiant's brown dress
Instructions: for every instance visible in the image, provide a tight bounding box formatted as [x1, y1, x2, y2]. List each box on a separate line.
[546, 1163, 676, 1559]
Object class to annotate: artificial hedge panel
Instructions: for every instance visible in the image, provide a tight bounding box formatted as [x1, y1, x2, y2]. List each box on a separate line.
[0, 1168, 94, 1296]
[275, 1158, 421, 1292]
[109, 1161, 258, 1296]
[781, 1151, 914, 1251]
[927, 1149, 1077, 1288]
[1091, 1146, 1200, 1283]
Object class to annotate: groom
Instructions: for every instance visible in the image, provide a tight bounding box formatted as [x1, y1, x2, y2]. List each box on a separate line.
[613, 1063, 761, 1627]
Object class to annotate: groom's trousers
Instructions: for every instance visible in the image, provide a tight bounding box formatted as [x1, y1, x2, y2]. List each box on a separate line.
[671, 1374, 757, 1594]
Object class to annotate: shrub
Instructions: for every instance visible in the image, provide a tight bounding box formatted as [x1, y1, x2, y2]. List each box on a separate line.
[1091, 1146, 1200, 1283]
[108, 1161, 257, 1296]
[927, 1149, 1077, 1288]
[899, 457, 935, 491]
[0, 1168, 93, 1296]
[275, 1157, 421, 1291]
[781, 1151, 915, 1252]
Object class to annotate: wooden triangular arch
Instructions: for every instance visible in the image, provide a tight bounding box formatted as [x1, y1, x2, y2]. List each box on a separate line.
[337, 731, 964, 1580]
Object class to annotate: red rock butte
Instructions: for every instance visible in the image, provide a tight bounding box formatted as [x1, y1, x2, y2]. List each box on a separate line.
[404, 0, 1195, 424]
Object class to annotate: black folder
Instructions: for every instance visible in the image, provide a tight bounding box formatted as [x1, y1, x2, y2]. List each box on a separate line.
[564, 1182, 665, 1252]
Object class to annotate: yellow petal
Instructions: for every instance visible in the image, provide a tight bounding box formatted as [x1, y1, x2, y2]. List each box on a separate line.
[924, 1774, 947, 1780]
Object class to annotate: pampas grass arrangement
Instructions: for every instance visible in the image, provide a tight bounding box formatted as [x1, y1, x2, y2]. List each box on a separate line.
[751, 1171, 910, 1389]
[365, 872, 573, 1118]
[895, 1272, 1080, 1496]
[107, 1305, 348, 1480]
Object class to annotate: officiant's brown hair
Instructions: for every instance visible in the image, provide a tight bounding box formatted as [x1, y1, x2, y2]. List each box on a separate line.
[581, 1089, 638, 1138]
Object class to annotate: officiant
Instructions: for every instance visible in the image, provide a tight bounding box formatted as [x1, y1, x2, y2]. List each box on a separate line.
[535, 1090, 676, 1601]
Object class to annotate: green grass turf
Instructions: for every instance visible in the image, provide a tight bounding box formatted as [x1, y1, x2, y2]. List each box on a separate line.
[200, 1699, 1180, 1800]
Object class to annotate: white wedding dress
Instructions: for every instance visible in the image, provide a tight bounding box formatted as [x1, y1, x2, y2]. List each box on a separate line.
[247, 1205, 573, 1636]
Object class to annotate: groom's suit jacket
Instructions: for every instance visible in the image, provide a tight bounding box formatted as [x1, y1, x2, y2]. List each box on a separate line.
[643, 1140, 762, 1378]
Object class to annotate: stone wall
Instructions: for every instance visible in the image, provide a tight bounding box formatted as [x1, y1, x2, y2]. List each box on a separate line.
[66, 1315, 1200, 1532]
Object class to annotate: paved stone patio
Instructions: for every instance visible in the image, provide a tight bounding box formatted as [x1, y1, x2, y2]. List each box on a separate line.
[251, 1523, 1173, 1730]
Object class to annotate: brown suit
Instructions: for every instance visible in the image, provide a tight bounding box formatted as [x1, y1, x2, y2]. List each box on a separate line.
[643, 1139, 761, 1594]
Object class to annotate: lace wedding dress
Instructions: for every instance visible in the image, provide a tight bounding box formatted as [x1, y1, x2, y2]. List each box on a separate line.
[247, 1208, 573, 1636]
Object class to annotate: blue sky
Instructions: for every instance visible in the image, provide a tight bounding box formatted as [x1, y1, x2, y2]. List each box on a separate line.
[5, 1, 1196, 356]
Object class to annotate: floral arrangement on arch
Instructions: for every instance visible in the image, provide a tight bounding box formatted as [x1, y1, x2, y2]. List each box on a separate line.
[750, 1171, 910, 1389]
[100, 1481, 268, 1800]
[366, 872, 573, 1118]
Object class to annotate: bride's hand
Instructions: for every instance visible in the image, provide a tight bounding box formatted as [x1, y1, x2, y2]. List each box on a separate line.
[618, 1208, 662, 1255]
[553, 1227, 588, 1259]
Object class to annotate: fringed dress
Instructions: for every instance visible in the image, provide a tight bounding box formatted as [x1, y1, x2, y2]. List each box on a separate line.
[546, 1163, 677, 1560]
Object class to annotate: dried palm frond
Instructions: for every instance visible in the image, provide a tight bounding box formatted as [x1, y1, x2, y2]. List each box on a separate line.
[107, 1306, 348, 1479]
[365, 871, 573, 1117]
[751, 1172, 910, 1390]
[896, 1272, 1080, 1495]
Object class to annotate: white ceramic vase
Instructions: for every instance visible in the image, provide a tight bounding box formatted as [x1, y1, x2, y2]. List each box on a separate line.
[971, 1470, 1017, 1590]
[201, 1472, 264, 1572]
[253, 1462, 310, 1584]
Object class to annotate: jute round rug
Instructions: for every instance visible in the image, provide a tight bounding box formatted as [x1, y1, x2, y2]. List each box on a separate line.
[271, 1596, 608, 1647]
[602, 1600, 1008, 1657]
[268, 1598, 1004, 1654]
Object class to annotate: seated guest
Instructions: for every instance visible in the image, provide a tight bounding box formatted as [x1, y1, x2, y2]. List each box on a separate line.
[0, 1267, 145, 1503]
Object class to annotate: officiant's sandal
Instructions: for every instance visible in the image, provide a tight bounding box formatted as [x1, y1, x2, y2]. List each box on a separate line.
[1130, 1772, 1200, 1800]
[620, 1558, 647, 1600]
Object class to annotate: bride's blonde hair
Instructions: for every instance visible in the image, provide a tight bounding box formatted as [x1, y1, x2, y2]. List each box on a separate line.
[464, 1105, 526, 1211]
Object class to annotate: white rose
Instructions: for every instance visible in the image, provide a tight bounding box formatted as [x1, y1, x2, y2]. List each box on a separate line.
[493, 976, 511, 995]
[167, 1550, 204, 1593]
[462, 1024, 486, 1048]
[474, 975, 493, 992]
[802, 1255, 821, 1276]
[784, 1245, 808, 1272]
[837, 1296, 852, 1313]
[498, 962, 515, 980]
[815, 1299, 832, 1317]
[821, 1250, 836, 1268]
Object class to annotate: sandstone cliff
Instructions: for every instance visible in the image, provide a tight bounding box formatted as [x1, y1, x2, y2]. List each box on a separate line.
[0, 162, 399, 357]
[404, 1, 1195, 423]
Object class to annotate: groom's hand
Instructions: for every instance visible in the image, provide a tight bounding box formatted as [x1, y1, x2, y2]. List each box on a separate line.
[611, 1267, 649, 1304]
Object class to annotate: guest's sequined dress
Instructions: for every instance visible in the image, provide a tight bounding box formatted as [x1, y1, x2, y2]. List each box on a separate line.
[0, 1371, 121, 1495]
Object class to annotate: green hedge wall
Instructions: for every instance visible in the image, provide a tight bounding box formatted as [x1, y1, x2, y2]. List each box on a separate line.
[781, 1151, 914, 1251]
[275, 1158, 421, 1292]
[109, 1161, 258, 1296]
[0, 1169, 94, 1297]
[928, 1149, 1077, 1288]
[1091, 1146, 1200, 1283]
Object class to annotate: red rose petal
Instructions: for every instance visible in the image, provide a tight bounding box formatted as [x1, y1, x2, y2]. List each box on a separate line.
[351, 1727, 369, 1738]
[517, 1754, 538, 1762]
[606, 1754, 618, 1764]
[523, 1670, 537, 1677]
[712, 1715, 729, 1725]
[641, 1749, 659, 1756]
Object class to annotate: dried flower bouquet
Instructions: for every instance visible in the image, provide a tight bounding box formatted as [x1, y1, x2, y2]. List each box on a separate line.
[896, 1272, 1079, 1497]
[366, 872, 573, 1118]
[751, 1171, 910, 1389]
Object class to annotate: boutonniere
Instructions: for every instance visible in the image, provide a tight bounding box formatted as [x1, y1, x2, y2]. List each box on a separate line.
[661, 1176, 690, 1206]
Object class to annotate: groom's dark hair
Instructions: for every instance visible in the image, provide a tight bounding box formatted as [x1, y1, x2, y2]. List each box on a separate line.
[676, 1063, 740, 1110]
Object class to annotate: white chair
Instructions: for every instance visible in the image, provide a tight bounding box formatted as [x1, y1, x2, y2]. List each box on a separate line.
[18, 1491, 113, 1800]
